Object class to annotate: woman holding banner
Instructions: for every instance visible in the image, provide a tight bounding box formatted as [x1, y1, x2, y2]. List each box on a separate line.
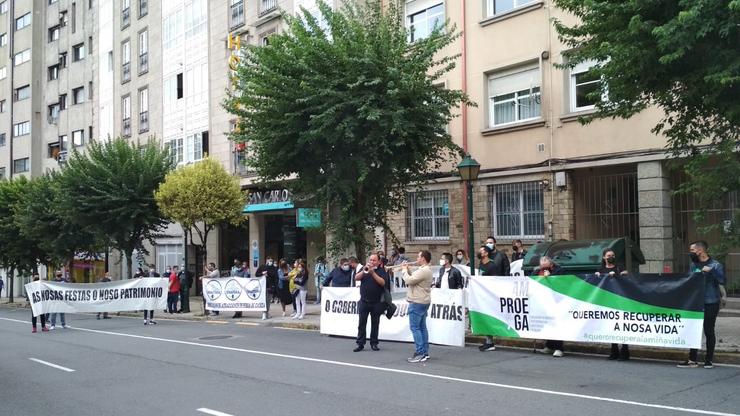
[596, 249, 630, 361]
[537, 256, 565, 357]
[29, 274, 48, 333]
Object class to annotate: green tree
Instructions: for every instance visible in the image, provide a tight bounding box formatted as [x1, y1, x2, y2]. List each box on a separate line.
[58, 138, 173, 278]
[224, 0, 468, 257]
[155, 157, 246, 273]
[14, 173, 103, 271]
[0, 178, 51, 302]
[553, 0, 739, 254]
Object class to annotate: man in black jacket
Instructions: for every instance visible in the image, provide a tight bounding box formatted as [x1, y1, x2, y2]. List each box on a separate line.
[255, 257, 278, 320]
[435, 253, 464, 289]
[324, 258, 353, 287]
[485, 236, 510, 276]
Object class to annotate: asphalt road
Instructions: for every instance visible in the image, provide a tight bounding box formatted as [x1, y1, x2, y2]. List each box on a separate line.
[1, 307, 738, 416]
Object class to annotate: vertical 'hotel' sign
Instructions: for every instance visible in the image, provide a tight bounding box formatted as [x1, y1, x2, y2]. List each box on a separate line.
[228, 32, 241, 81]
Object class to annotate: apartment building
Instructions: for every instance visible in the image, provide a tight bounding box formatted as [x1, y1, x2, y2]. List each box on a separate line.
[385, 0, 737, 282]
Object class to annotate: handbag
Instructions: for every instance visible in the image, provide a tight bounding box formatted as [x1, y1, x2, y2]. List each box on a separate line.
[383, 289, 397, 319]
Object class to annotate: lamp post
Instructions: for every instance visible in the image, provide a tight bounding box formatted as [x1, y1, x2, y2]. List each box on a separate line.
[457, 155, 481, 275]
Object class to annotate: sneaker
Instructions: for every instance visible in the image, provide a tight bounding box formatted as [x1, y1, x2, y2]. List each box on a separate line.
[353, 345, 364, 352]
[539, 347, 554, 355]
[553, 350, 564, 358]
[478, 343, 496, 352]
[261, 313, 267, 320]
[41, 326, 49, 332]
[677, 360, 698, 368]
[62, 325, 67, 329]
[32, 327, 37, 333]
[149, 320, 156, 325]
[407, 354, 424, 363]
[420, 354, 430, 362]
[49, 325, 55, 330]
[144, 320, 149, 325]
[298, 315, 304, 320]
[704, 361, 714, 369]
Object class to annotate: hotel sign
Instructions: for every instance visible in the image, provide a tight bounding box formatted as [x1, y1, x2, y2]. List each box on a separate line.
[244, 189, 294, 213]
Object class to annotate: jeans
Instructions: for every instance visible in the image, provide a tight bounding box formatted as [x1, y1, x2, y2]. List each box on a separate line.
[356, 300, 384, 346]
[408, 303, 430, 355]
[295, 289, 307, 317]
[167, 292, 179, 313]
[50, 313, 66, 326]
[690, 303, 720, 362]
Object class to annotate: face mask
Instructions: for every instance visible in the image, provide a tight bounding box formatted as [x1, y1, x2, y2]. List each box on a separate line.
[689, 253, 700, 263]
[486, 243, 495, 250]
[267, 260, 273, 266]
[456, 255, 463, 261]
[341, 265, 350, 271]
[439, 259, 446, 266]
[605, 257, 615, 264]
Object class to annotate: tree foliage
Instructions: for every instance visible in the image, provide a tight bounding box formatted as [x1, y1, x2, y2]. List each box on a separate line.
[57, 138, 173, 276]
[553, 0, 740, 254]
[224, 0, 468, 256]
[155, 157, 246, 265]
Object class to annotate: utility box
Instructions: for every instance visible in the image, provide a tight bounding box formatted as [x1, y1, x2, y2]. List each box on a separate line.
[522, 238, 645, 275]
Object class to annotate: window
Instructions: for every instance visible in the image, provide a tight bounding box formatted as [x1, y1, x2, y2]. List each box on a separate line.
[166, 137, 183, 164]
[14, 158, 29, 173]
[184, 132, 204, 162]
[490, 182, 544, 239]
[60, 10, 68, 27]
[88, 81, 93, 99]
[488, 66, 541, 126]
[0, 133, 5, 146]
[163, 8, 183, 49]
[139, 0, 148, 18]
[73, 43, 86, 61]
[0, 100, 5, 112]
[14, 85, 30, 101]
[176, 72, 183, 99]
[121, 40, 131, 82]
[72, 129, 84, 146]
[569, 60, 601, 112]
[15, 13, 31, 31]
[13, 121, 31, 137]
[138, 30, 148, 74]
[0, 33, 7, 47]
[407, 2, 444, 42]
[59, 134, 69, 151]
[122, 0, 131, 28]
[73, 86, 85, 104]
[185, 0, 207, 37]
[71, 2, 76, 33]
[0, 167, 5, 179]
[59, 52, 68, 68]
[48, 103, 60, 123]
[59, 94, 67, 110]
[48, 142, 61, 159]
[48, 64, 60, 80]
[0, 66, 5, 79]
[487, 0, 536, 17]
[0, 1, 7, 14]
[122, 95, 131, 136]
[139, 87, 149, 132]
[49, 25, 61, 42]
[49, 0, 58, 4]
[230, 0, 245, 29]
[14, 49, 31, 66]
[406, 190, 449, 240]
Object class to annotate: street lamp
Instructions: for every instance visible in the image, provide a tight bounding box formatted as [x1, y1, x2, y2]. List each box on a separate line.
[457, 154, 481, 275]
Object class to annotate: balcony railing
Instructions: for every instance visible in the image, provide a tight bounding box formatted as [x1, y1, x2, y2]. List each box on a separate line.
[259, 0, 277, 17]
[139, 111, 149, 133]
[230, 0, 245, 29]
[122, 117, 131, 137]
[139, 53, 148, 74]
[122, 7, 130, 28]
[122, 62, 131, 83]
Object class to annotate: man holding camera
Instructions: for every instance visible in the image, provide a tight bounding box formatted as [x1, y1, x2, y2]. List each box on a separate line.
[353, 254, 389, 352]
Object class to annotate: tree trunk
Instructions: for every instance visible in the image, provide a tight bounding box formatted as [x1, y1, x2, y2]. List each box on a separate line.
[124, 250, 133, 280]
[8, 267, 14, 303]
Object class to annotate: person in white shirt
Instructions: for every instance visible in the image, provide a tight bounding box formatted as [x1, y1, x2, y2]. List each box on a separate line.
[435, 253, 464, 289]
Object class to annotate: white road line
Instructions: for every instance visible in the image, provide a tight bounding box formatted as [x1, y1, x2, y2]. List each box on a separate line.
[1, 316, 738, 415]
[196, 408, 234, 416]
[28, 358, 75, 373]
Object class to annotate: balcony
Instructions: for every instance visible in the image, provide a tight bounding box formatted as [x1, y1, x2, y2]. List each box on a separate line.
[122, 62, 131, 83]
[139, 111, 149, 133]
[139, 53, 148, 74]
[259, 0, 277, 17]
[122, 117, 131, 137]
[122, 7, 130, 28]
[230, 0, 245, 29]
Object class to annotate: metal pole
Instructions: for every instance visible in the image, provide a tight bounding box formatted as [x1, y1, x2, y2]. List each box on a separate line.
[467, 181, 475, 274]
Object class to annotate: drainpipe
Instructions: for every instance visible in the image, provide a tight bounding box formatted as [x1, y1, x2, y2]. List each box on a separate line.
[460, 0, 470, 247]
[545, 0, 556, 241]
[8, 0, 15, 177]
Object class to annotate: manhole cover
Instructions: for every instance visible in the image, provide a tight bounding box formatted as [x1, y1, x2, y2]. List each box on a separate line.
[197, 335, 234, 341]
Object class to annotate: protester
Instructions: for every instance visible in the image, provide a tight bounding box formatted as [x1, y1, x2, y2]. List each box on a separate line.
[168, 266, 180, 314]
[510, 239, 527, 262]
[595, 249, 630, 360]
[324, 258, 352, 287]
[292, 259, 308, 320]
[200, 263, 220, 317]
[353, 254, 389, 352]
[477, 246, 499, 352]
[392, 247, 409, 266]
[142, 269, 158, 325]
[231, 260, 247, 318]
[389, 246, 400, 266]
[485, 236, 510, 275]
[97, 272, 112, 320]
[178, 266, 190, 313]
[134, 267, 145, 279]
[536, 256, 565, 357]
[454, 249, 469, 267]
[253, 257, 278, 320]
[349, 256, 363, 287]
[49, 271, 67, 330]
[314, 256, 327, 304]
[148, 265, 160, 277]
[0, 276, 4, 299]
[402, 251, 433, 363]
[28, 273, 48, 333]
[678, 241, 726, 369]
[277, 259, 293, 316]
[435, 253, 464, 289]
[377, 250, 389, 268]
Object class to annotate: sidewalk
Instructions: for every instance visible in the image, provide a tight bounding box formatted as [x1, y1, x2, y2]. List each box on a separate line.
[3, 296, 739, 364]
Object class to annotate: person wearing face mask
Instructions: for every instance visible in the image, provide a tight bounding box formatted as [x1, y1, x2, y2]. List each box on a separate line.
[678, 241, 726, 369]
[484, 236, 510, 276]
[477, 245, 499, 352]
[454, 249, 469, 267]
[595, 249, 630, 360]
[324, 258, 353, 287]
[245, 257, 278, 320]
[536, 256, 565, 357]
[510, 239, 527, 262]
[292, 259, 309, 320]
[435, 253, 464, 289]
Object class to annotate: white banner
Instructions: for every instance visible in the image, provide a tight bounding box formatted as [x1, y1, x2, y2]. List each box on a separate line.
[203, 277, 267, 312]
[320, 287, 465, 347]
[25, 278, 167, 317]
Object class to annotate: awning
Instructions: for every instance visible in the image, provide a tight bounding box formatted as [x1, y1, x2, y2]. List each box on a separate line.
[243, 201, 295, 213]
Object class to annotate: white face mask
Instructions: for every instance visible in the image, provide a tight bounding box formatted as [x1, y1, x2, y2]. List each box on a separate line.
[486, 243, 495, 250]
[266, 260, 273, 266]
[456, 255, 463, 261]
[439, 259, 446, 266]
[341, 265, 350, 271]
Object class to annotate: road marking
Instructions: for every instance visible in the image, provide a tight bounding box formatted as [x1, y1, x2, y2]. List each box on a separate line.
[196, 408, 233, 416]
[205, 320, 229, 325]
[28, 358, 75, 373]
[276, 326, 314, 331]
[1, 316, 738, 415]
[235, 322, 259, 326]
